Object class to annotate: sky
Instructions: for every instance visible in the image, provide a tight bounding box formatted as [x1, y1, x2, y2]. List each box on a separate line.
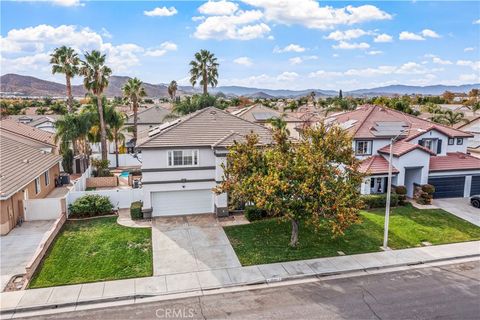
[1, 0, 479, 91]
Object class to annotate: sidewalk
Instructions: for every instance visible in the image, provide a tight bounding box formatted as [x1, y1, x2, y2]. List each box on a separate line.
[1, 241, 479, 315]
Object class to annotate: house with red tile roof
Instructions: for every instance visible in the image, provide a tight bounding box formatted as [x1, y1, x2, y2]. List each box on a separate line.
[327, 105, 480, 199]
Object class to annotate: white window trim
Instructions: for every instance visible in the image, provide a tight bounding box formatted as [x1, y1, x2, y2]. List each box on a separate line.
[44, 170, 49, 186]
[355, 140, 372, 156]
[35, 177, 41, 194]
[167, 149, 200, 167]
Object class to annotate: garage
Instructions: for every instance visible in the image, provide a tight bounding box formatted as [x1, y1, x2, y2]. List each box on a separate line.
[471, 175, 480, 196]
[151, 190, 213, 216]
[428, 176, 465, 199]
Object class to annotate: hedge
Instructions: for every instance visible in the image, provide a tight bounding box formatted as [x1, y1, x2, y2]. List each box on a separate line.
[130, 201, 143, 220]
[361, 194, 399, 209]
[244, 206, 268, 222]
[69, 194, 114, 218]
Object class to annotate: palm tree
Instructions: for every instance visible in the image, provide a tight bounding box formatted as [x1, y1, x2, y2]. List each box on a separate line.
[168, 80, 178, 100]
[50, 46, 80, 112]
[430, 110, 469, 126]
[189, 50, 219, 95]
[122, 78, 146, 144]
[104, 105, 126, 168]
[80, 50, 112, 161]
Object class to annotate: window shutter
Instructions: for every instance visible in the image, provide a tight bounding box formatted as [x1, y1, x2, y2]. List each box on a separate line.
[418, 139, 424, 147]
[437, 140, 442, 154]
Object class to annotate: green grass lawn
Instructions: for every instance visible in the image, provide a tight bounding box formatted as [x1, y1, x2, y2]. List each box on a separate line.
[29, 217, 152, 288]
[224, 204, 480, 266]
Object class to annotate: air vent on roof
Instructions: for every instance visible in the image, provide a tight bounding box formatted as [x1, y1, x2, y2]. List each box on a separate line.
[23, 159, 29, 164]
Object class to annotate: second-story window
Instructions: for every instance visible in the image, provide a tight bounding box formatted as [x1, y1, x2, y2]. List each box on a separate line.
[448, 138, 454, 145]
[355, 140, 372, 155]
[35, 177, 41, 194]
[168, 150, 199, 167]
[457, 138, 463, 145]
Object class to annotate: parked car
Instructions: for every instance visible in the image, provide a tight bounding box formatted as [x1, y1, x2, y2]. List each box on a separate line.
[471, 195, 480, 208]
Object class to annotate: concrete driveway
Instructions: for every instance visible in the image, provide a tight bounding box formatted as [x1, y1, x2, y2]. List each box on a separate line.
[433, 198, 480, 227]
[0, 220, 55, 290]
[152, 214, 241, 276]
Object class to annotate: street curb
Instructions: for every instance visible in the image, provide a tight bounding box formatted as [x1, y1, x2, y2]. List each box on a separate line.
[2, 253, 479, 316]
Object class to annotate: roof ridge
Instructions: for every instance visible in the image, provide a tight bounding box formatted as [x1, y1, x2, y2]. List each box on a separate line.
[212, 130, 238, 147]
[352, 105, 377, 136]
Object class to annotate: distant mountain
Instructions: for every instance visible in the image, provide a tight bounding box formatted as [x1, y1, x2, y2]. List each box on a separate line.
[1, 73, 478, 98]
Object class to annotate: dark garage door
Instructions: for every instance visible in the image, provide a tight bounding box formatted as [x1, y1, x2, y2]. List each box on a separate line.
[471, 176, 480, 196]
[428, 176, 465, 198]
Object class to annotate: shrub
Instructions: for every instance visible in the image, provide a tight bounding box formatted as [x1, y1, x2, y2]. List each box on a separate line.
[91, 159, 113, 177]
[130, 201, 143, 220]
[244, 206, 267, 222]
[422, 184, 435, 195]
[395, 185, 407, 206]
[130, 169, 142, 176]
[62, 149, 74, 174]
[69, 194, 114, 218]
[360, 194, 399, 209]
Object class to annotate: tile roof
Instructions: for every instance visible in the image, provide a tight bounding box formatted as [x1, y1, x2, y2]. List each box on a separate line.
[0, 136, 62, 199]
[125, 105, 171, 125]
[232, 104, 301, 123]
[378, 140, 435, 157]
[359, 155, 399, 175]
[0, 119, 56, 146]
[429, 152, 480, 172]
[137, 107, 273, 148]
[327, 105, 473, 140]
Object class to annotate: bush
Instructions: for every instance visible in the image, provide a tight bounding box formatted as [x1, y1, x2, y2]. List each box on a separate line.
[130, 169, 142, 176]
[244, 206, 267, 222]
[422, 184, 435, 194]
[62, 149, 74, 174]
[360, 194, 399, 209]
[395, 185, 407, 206]
[69, 194, 114, 218]
[130, 201, 143, 220]
[91, 159, 113, 177]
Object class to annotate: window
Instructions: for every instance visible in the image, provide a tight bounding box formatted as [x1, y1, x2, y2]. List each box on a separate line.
[457, 138, 463, 145]
[44, 171, 49, 186]
[168, 150, 199, 167]
[420, 138, 437, 153]
[448, 138, 454, 145]
[34, 178, 41, 194]
[355, 140, 372, 155]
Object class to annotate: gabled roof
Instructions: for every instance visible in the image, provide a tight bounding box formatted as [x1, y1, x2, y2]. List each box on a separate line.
[429, 152, 480, 172]
[377, 140, 435, 157]
[327, 105, 473, 140]
[137, 107, 273, 148]
[0, 119, 56, 147]
[359, 155, 399, 175]
[0, 136, 62, 199]
[232, 104, 301, 123]
[125, 105, 171, 125]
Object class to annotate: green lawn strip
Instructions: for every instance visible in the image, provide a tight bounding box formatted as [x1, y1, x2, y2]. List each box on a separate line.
[29, 217, 152, 288]
[224, 204, 480, 266]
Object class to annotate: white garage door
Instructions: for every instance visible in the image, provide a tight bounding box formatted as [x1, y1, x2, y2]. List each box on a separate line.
[151, 190, 213, 216]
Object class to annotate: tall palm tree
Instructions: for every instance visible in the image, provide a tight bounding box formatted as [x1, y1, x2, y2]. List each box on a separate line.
[430, 110, 469, 126]
[168, 80, 178, 100]
[106, 107, 126, 168]
[80, 50, 112, 161]
[50, 46, 80, 112]
[122, 78, 146, 144]
[189, 50, 219, 95]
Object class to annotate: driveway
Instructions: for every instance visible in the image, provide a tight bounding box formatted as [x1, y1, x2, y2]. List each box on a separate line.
[152, 214, 241, 276]
[433, 198, 480, 227]
[0, 220, 55, 290]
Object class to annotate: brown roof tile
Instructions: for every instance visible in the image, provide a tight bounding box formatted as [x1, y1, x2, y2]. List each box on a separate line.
[378, 140, 435, 157]
[429, 153, 480, 172]
[0, 119, 56, 146]
[359, 155, 399, 175]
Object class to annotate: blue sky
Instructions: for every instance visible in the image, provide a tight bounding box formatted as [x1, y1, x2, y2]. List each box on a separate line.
[1, 0, 479, 90]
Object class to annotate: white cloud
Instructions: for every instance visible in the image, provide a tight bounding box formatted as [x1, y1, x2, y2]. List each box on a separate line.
[242, 1, 391, 30]
[1, 53, 51, 74]
[276, 71, 299, 81]
[273, 44, 306, 53]
[100, 27, 112, 39]
[459, 74, 479, 82]
[233, 56, 253, 66]
[464, 47, 475, 52]
[198, 0, 238, 15]
[399, 31, 425, 41]
[421, 29, 440, 38]
[325, 29, 370, 41]
[144, 41, 177, 57]
[308, 70, 343, 78]
[473, 19, 480, 25]
[289, 57, 303, 65]
[51, 0, 83, 6]
[344, 62, 428, 77]
[332, 41, 370, 50]
[457, 60, 480, 71]
[192, 16, 205, 22]
[193, 9, 270, 40]
[373, 33, 392, 43]
[424, 54, 452, 65]
[144, 6, 178, 17]
[367, 50, 383, 55]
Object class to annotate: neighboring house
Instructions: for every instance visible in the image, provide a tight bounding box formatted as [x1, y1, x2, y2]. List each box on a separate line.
[137, 107, 272, 217]
[327, 105, 480, 199]
[8, 115, 59, 133]
[125, 105, 171, 139]
[231, 104, 303, 139]
[0, 119, 58, 154]
[0, 135, 62, 235]
[457, 116, 480, 159]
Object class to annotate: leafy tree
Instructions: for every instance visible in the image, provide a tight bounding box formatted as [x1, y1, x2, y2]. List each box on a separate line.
[36, 107, 48, 115]
[167, 80, 178, 100]
[189, 50, 219, 95]
[43, 96, 53, 107]
[62, 149, 74, 174]
[231, 97, 241, 106]
[49, 102, 68, 115]
[216, 124, 364, 247]
[122, 77, 146, 144]
[50, 46, 80, 112]
[80, 50, 112, 161]
[173, 94, 219, 115]
[442, 91, 455, 104]
[339, 89, 343, 99]
[468, 89, 479, 98]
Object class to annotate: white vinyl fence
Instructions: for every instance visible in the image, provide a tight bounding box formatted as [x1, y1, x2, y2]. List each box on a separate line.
[71, 166, 91, 191]
[92, 153, 142, 168]
[66, 188, 143, 214]
[24, 198, 64, 221]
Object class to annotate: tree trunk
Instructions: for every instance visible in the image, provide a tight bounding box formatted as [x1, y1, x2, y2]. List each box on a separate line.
[290, 219, 299, 247]
[66, 75, 73, 112]
[114, 133, 119, 168]
[97, 94, 108, 162]
[133, 98, 138, 144]
[203, 71, 208, 95]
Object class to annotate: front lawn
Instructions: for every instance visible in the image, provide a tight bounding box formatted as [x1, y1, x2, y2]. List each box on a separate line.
[224, 204, 480, 266]
[29, 217, 152, 288]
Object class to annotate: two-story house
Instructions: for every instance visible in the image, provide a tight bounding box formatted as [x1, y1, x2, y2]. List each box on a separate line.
[136, 107, 272, 217]
[327, 105, 480, 199]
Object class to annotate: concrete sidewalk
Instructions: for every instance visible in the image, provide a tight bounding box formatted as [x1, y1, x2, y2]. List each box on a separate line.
[1, 241, 479, 315]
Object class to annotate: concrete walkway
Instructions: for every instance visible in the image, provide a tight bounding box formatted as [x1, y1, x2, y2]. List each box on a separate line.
[116, 209, 151, 228]
[1, 241, 479, 314]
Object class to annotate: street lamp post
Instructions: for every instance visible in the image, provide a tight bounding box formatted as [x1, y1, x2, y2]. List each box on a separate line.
[383, 138, 394, 249]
